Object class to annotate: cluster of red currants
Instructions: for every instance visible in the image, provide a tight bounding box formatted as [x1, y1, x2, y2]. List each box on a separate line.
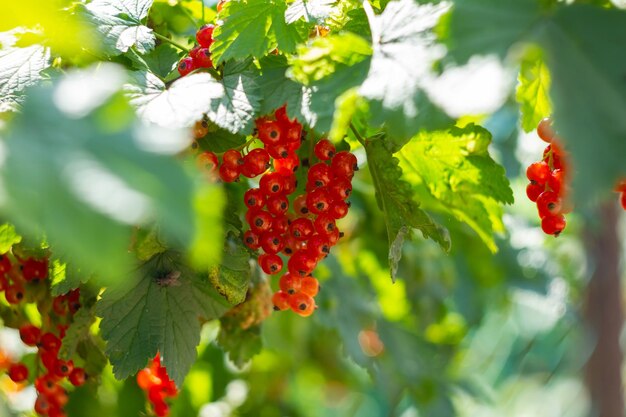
[525, 117, 570, 236]
[616, 180, 626, 210]
[177, 24, 215, 76]
[193, 107, 356, 316]
[1, 251, 86, 417]
[0, 253, 48, 304]
[136, 354, 178, 417]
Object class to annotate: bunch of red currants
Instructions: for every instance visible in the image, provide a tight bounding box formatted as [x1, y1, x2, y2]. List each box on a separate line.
[136, 354, 178, 417]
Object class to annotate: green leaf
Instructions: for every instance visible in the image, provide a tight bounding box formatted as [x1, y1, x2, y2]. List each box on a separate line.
[50, 260, 91, 296]
[208, 232, 252, 306]
[129, 44, 180, 79]
[0, 223, 21, 253]
[83, 0, 156, 55]
[285, 0, 336, 24]
[126, 64, 261, 134]
[97, 253, 231, 387]
[0, 44, 51, 100]
[516, 48, 551, 132]
[211, 0, 308, 64]
[2, 66, 195, 285]
[540, 4, 626, 203]
[443, 0, 542, 64]
[365, 139, 450, 281]
[395, 124, 514, 252]
[257, 55, 312, 122]
[217, 323, 262, 368]
[359, 0, 452, 143]
[131, 226, 167, 261]
[60, 304, 96, 360]
[290, 33, 372, 85]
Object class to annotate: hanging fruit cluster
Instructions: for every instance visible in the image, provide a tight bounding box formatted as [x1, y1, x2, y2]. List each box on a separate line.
[192, 106, 356, 317]
[136, 354, 178, 417]
[0, 250, 87, 417]
[177, 24, 215, 76]
[525, 117, 571, 236]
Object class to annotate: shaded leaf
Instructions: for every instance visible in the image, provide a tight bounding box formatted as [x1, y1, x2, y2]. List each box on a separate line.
[365, 139, 450, 281]
[208, 232, 252, 306]
[516, 48, 551, 132]
[98, 253, 232, 386]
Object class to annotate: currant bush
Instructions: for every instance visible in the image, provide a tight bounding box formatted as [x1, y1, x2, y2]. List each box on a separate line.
[177, 25, 215, 76]
[526, 117, 570, 236]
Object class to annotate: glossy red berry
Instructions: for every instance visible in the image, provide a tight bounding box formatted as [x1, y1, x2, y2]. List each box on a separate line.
[526, 183, 543, 202]
[307, 234, 330, 260]
[5, 284, 24, 304]
[289, 292, 316, 317]
[293, 195, 309, 216]
[21, 257, 48, 281]
[177, 57, 196, 76]
[307, 163, 332, 188]
[41, 332, 62, 352]
[244, 188, 266, 209]
[19, 324, 41, 346]
[219, 163, 240, 182]
[289, 218, 314, 241]
[526, 162, 550, 184]
[197, 152, 219, 174]
[279, 273, 301, 295]
[541, 214, 566, 236]
[306, 188, 331, 214]
[331, 151, 358, 177]
[196, 24, 215, 48]
[266, 195, 289, 215]
[242, 148, 270, 177]
[0, 253, 12, 273]
[34, 396, 52, 415]
[69, 368, 87, 387]
[621, 192, 626, 210]
[300, 276, 320, 297]
[259, 231, 285, 254]
[273, 152, 299, 176]
[314, 139, 335, 161]
[329, 200, 349, 219]
[194, 48, 213, 68]
[536, 191, 562, 219]
[223, 149, 244, 166]
[248, 209, 274, 234]
[272, 215, 289, 234]
[256, 119, 283, 146]
[537, 117, 555, 143]
[287, 250, 317, 277]
[314, 214, 336, 235]
[54, 360, 74, 378]
[272, 291, 291, 311]
[8, 363, 28, 382]
[259, 172, 285, 195]
[259, 253, 283, 275]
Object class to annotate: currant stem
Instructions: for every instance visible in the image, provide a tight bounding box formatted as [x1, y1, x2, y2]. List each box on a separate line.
[154, 32, 191, 53]
[201, 0, 206, 25]
[214, 137, 258, 156]
[349, 122, 366, 146]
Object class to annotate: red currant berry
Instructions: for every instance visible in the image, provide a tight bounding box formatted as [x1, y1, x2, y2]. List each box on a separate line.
[41, 332, 62, 352]
[279, 273, 301, 295]
[223, 149, 244, 166]
[21, 257, 48, 281]
[259, 253, 283, 275]
[621, 192, 626, 210]
[306, 188, 331, 214]
[272, 215, 289, 234]
[266, 143, 290, 159]
[546, 169, 564, 194]
[197, 152, 219, 174]
[541, 214, 566, 236]
[283, 175, 297, 195]
[526, 183, 543, 202]
[536, 190, 562, 219]
[5, 284, 24, 304]
[260, 172, 285, 195]
[242, 148, 270, 177]
[289, 292, 316, 317]
[244, 188, 266, 209]
[526, 162, 550, 184]
[194, 48, 213, 68]
[8, 363, 28, 382]
[0, 253, 12, 273]
[259, 231, 285, 254]
[272, 291, 291, 311]
[331, 151, 358, 177]
[256, 119, 283, 146]
[196, 24, 215, 48]
[329, 200, 350, 219]
[248, 209, 274, 234]
[54, 360, 74, 378]
[219, 163, 240, 182]
[266, 195, 289, 215]
[273, 152, 299, 176]
[314, 139, 335, 161]
[293, 195, 309, 216]
[307, 163, 332, 188]
[314, 214, 336, 235]
[300, 276, 319, 297]
[35, 375, 58, 396]
[289, 218, 314, 241]
[537, 117, 555, 143]
[287, 250, 317, 277]
[307, 234, 330, 260]
[189, 46, 202, 60]
[19, 324, 41, 346]
[177, 57, 196, 76]
[34, 395, 52, 415]
[69, 367, 87, 387]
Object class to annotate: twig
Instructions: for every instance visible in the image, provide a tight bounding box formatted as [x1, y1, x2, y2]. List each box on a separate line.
[154, 32, 190, 53]
[349, 122, 366, 146]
